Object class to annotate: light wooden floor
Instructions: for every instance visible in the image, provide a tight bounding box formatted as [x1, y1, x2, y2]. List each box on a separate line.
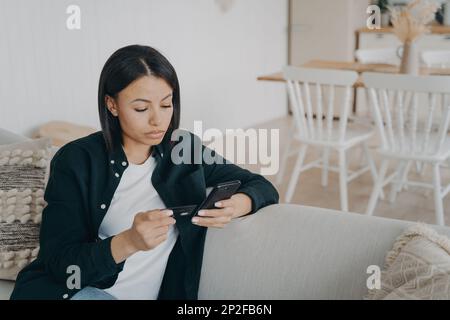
[242, 115, 450, 225]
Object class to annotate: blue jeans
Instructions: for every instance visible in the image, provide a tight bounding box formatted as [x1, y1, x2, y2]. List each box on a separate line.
[70, 286, 117, 300]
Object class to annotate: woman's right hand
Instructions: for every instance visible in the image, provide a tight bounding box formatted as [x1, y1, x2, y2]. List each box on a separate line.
[111, 209, 175, 263]
[127, 209, 176, 251]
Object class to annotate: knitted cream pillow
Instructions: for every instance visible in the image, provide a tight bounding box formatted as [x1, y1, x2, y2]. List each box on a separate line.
[0, 137, 52, 280]
[366, 223, 450, 300]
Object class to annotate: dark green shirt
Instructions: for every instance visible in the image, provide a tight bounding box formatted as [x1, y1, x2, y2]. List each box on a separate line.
[10, 130, 279, 300]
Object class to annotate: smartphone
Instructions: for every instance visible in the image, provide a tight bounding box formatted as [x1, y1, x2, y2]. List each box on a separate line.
[195, 180, 242, 213]
[167, 180, 242, 218]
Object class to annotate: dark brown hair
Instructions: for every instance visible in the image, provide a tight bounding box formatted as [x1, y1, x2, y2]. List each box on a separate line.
[98, 45, 180, 152]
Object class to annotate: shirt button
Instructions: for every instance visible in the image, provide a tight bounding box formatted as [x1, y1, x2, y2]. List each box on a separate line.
[121, 161, 127, 166]
[115, 173, 120, 178]
[161, 153, 164, 157]
[100, 204, 106, 209]
[110, 160, 115, 164]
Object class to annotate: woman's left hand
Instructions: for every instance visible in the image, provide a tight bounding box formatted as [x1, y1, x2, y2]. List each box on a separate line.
[191, 193, 253, 228]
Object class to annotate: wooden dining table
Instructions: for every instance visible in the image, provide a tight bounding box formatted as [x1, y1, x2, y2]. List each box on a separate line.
[258, 59, 450, 113]
[258, 59, 450, 86]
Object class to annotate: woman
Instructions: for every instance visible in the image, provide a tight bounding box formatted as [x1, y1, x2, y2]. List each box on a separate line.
[10, 45, 279, 300]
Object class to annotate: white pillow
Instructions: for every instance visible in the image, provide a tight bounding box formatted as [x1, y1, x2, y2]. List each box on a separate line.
[366, 223, 450, 300]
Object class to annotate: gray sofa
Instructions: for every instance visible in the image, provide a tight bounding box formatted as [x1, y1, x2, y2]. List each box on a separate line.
[1, 128, 450, 300]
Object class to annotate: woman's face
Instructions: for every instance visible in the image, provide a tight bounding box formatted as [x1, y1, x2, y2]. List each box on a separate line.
[106, 75, 174, 147]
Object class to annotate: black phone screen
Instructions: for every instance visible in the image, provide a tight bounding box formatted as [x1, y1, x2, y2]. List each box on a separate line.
[197, 180, 241, 211]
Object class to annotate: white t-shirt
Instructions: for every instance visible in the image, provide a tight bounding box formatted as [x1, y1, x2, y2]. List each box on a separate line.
[98, 154, 178, 300]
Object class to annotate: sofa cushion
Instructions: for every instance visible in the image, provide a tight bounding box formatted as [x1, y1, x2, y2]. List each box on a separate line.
[0, 137, 52, 280]
[366, 223, 450, 299]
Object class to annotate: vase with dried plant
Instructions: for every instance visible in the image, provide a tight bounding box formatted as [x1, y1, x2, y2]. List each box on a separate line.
[378, 0, 390, 26]
[389, 0, 440, 75]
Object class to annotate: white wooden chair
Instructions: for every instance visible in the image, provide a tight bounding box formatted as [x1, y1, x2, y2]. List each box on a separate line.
[353, 48, 402, 132]
[280, 66, 378, 212]
[354, 47, 401, 119]
[363, 72, 450, 226]
[421, 50, 450, 172]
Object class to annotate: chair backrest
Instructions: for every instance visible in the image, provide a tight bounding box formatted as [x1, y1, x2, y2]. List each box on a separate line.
[283, 66, 358, 144]
[421, 50, 450, 68]
[355, 48, 401, 66]
[362, 72, 450, 158]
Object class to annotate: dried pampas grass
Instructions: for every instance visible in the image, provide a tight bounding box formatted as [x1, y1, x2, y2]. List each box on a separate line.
[389, 0, 440, 43]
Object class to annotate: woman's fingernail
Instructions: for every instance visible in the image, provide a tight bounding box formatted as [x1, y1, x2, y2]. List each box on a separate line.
[215, 202, 222, 207]
[192, 217, 199, 223]
[163, 210, 173, 216]
[198, 210, 205, 216]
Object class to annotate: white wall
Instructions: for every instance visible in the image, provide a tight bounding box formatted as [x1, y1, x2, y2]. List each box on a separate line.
[290, 0, 370, 65]
[0, 0, 288, 137]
